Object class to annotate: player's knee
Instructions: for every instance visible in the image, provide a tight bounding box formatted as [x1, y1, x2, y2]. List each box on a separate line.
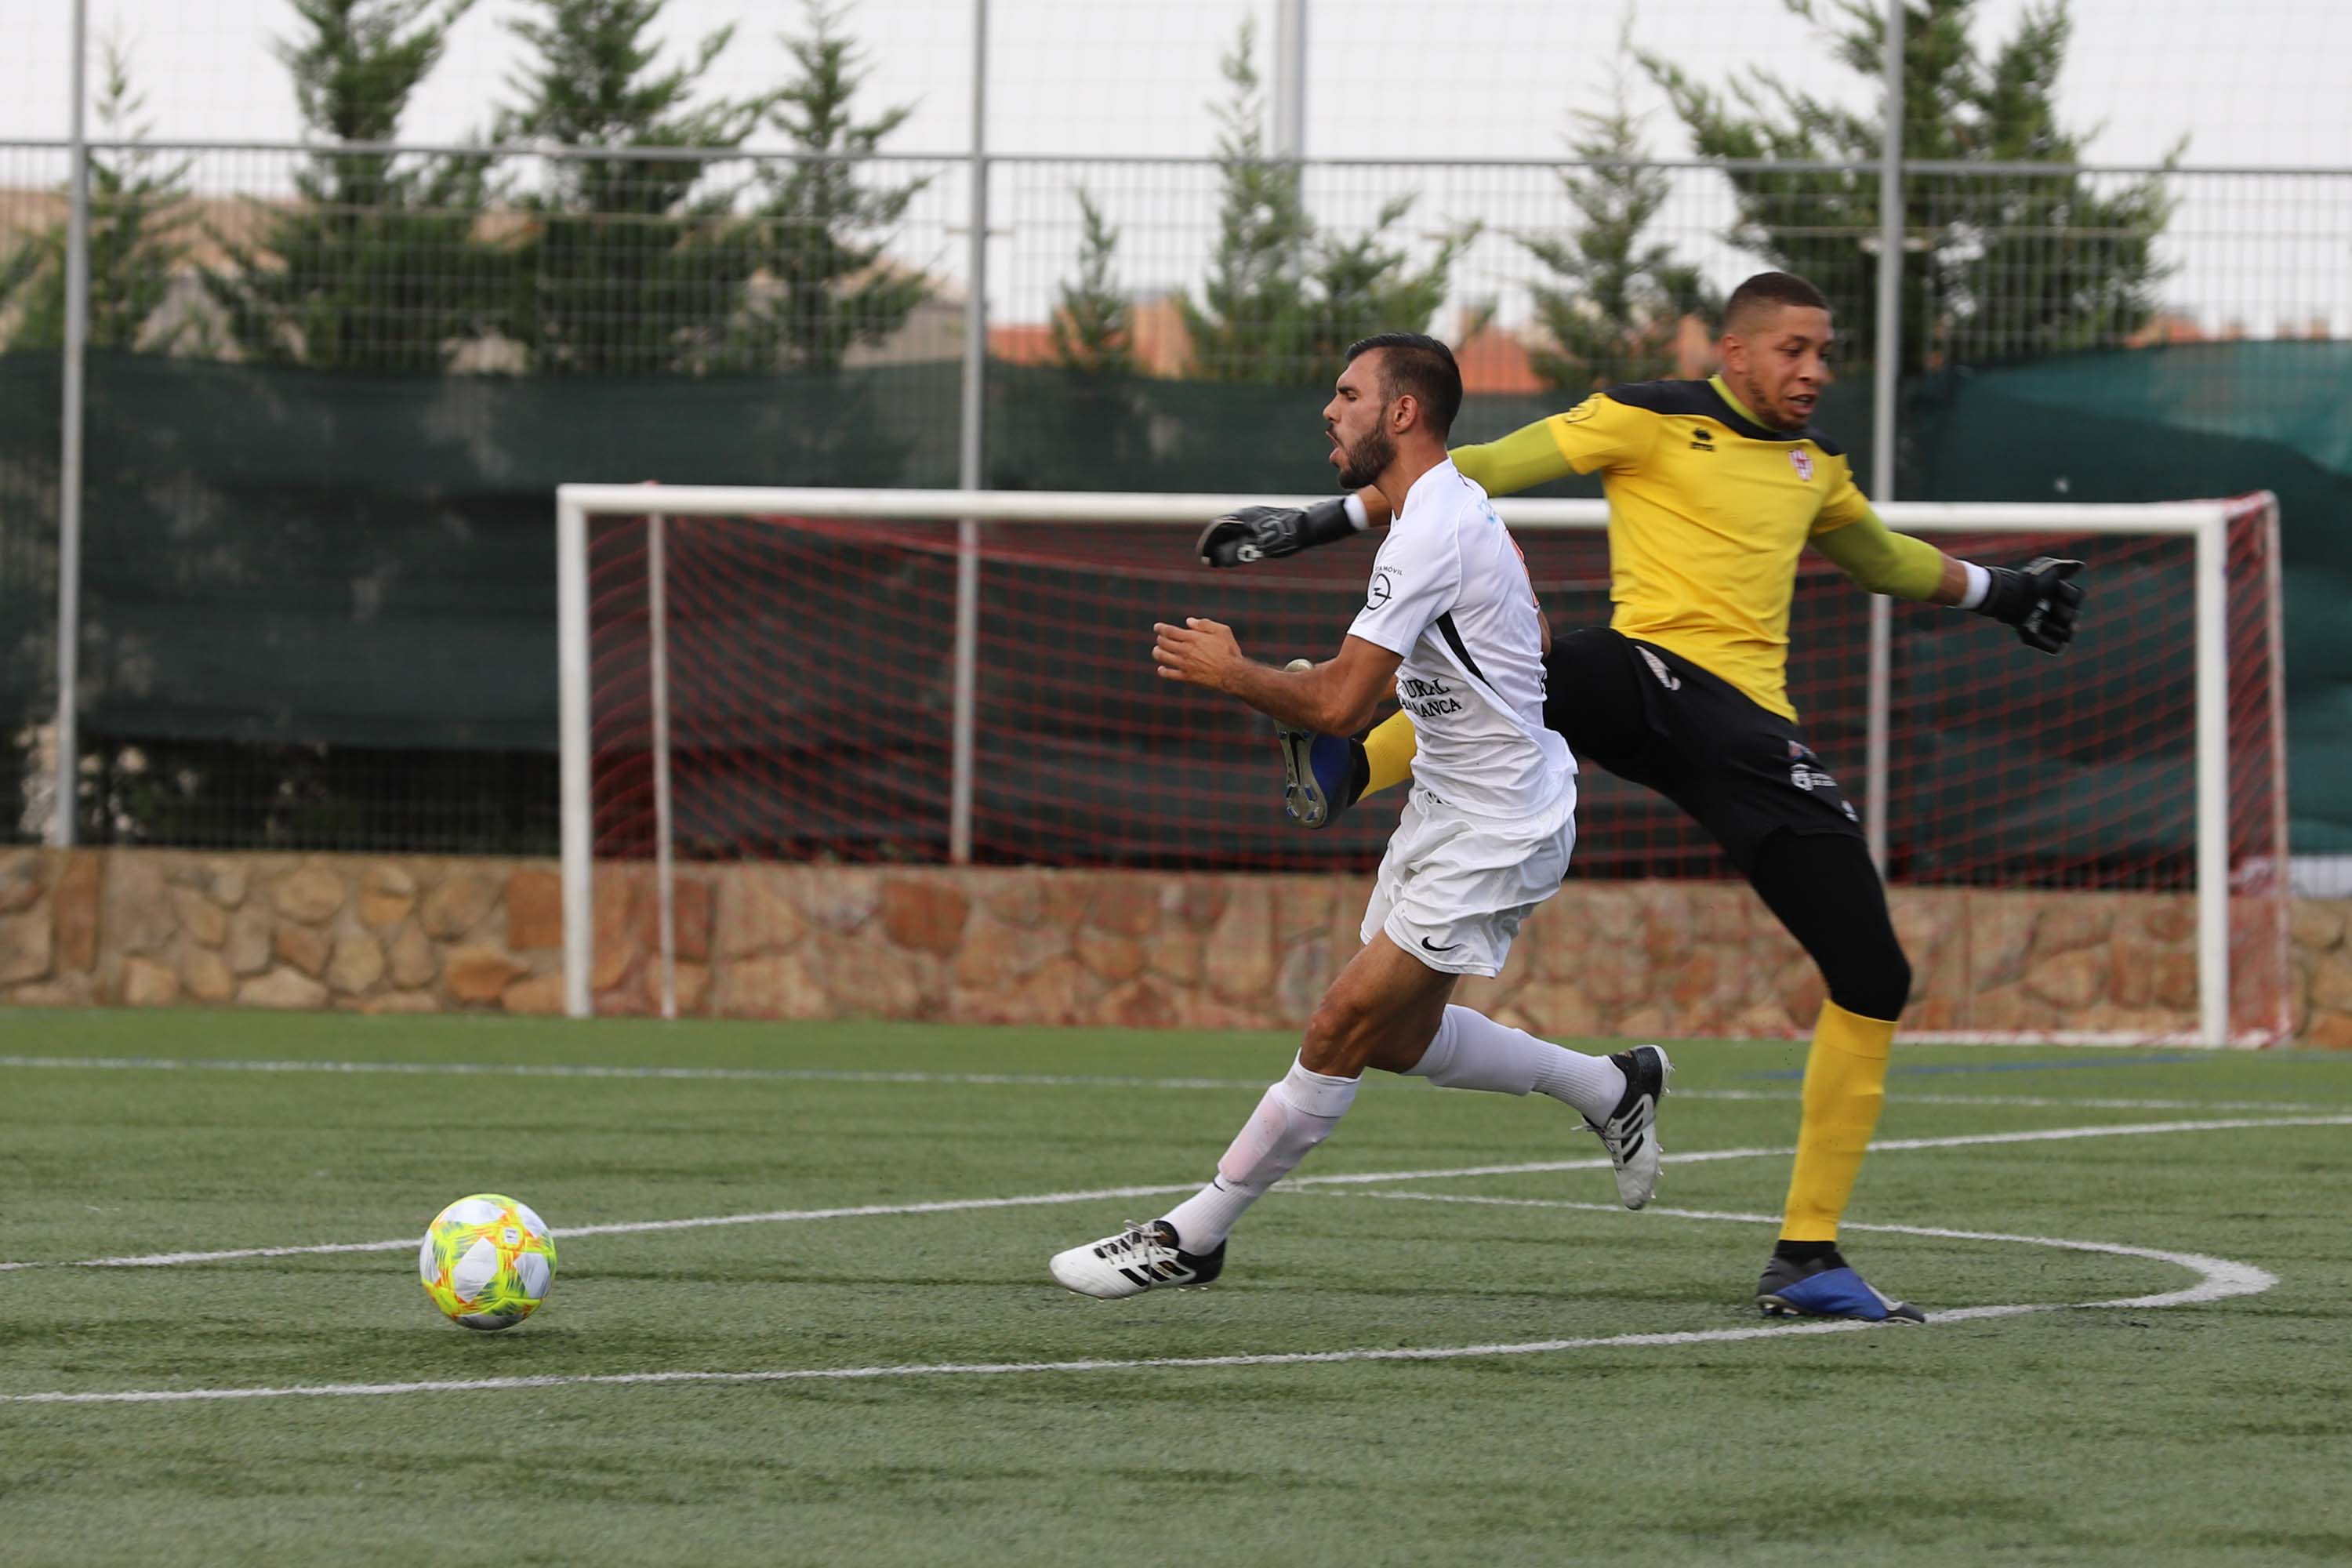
[1300, 996, 1377, 1076]
[1825, 933, 1910, 1022]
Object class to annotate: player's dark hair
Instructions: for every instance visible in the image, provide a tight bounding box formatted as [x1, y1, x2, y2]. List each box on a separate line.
[1344, 332, 1463, 437]
[1722, 271, 1831, 335]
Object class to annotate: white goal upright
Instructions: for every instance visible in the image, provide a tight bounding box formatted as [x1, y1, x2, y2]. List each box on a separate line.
[555, 485, 2288, 1047]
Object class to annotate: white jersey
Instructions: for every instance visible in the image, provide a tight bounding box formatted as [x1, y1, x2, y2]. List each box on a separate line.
[1345, 459, 1575, 820]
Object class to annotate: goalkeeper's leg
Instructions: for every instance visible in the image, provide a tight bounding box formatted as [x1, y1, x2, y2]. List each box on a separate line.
[1273, 673, 1410, 829]
[1744, 829, 1922, 1323]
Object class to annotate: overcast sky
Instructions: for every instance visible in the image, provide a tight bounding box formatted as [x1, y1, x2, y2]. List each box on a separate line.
[4, 1, 2347, 332]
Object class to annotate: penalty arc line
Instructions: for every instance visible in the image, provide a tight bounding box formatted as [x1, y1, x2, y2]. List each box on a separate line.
[5, 1114, 2350, 1274]
[0, 1205, 2274, 1408]
[1324, 1193, 2274, 1312]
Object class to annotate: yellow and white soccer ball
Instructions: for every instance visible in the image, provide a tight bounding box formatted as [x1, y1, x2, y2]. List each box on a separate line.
[419, 1194, 557, 1330]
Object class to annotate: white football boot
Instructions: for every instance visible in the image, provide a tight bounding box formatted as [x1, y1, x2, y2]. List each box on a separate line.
[1049, 1220, 1226, 1299]
[1586, 1044, 1671, 1209]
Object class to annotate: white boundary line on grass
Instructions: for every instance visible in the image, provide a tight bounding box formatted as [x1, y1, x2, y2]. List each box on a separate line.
[7, 1116, 2350, 1275]
[1329, 1192, 2274, 1311]
[0, 1201, 2274, 1408]
[0, 1054, 2336, 1116]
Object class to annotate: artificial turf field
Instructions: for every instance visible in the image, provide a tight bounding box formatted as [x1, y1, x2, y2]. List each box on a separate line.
[2, 1011, 2350, 1566]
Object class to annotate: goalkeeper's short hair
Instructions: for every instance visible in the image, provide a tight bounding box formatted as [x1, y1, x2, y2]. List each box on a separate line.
[1723, 271, 1831, 334]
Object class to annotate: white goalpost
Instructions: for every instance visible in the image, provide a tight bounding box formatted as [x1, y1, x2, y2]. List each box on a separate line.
[554, 484, 2288, 1047]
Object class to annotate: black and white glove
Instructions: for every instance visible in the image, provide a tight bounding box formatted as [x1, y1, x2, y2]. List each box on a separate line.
[1974, 557, 2085, 655]
[1196, 497, 1356, 568]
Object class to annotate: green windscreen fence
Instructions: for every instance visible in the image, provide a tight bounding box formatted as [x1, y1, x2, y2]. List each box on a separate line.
[0, 344, 2337, 858]
[1903, 343, 2352, 855]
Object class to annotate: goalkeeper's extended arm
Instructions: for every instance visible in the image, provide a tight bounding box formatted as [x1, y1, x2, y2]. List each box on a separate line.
[1813, 510, 2085, 655]
[1196, 419, 1577, 567]
[1196, 494, 1367, 568]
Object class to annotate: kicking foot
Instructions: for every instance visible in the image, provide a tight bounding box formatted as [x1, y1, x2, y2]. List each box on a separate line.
[1757, 1251, 1926, 1323]
[1586, 1044, 1670, 1209]
[1276, 659, 1363, 829]
[1049, 1220, 1227, 1299]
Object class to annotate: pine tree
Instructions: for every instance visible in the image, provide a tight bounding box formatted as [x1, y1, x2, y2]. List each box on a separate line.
[1049, 187, 1134, 375]
[1300, 196, 1478, 373]
[1521, 53, 1717, 394]
[1641, 0, 2174, 373]
[499, 0, 767, 372]
[1178, 18, 1311, 382]
[724, 0, 933, 373]
[204, 0, 500, 369]
[1181, 19, 1471, 385]
[1, 38, 198, 353]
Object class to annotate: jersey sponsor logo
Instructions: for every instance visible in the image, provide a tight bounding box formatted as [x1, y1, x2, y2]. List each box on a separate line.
[1690, 426, 1715, 452]
[1789, 448, 1815, 481]
[1398, 673, 1464, 719]
[1367, 568, 1395, 608]
[1638, 646, 1682, 691]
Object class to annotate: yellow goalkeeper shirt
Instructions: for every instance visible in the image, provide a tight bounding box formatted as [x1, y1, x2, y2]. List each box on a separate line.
[1453, 375, 1872, 721]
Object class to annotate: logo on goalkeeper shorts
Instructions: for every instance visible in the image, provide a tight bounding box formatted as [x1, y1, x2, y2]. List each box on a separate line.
[1790, 763, 1838, 793]
[1638, 647, 1681, 691]
[1789, 448, 1814, 481]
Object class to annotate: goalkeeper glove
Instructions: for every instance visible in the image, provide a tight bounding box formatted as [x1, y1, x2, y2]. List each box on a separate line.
[1196, 497, 1356, 568]
[1973, 557, 2085, 655]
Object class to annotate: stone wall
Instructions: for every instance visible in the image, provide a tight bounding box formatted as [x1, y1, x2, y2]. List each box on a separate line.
[1, 848, 2346, 1044]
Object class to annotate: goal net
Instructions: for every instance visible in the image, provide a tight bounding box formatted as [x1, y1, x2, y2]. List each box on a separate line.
[557, 485, 2288, 1047]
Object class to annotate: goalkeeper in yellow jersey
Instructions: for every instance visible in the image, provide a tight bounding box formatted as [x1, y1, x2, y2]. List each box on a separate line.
[1196, 271, 2084, 1323]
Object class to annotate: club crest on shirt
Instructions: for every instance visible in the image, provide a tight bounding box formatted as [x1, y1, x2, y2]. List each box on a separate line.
[1789, 448, 1814, 481]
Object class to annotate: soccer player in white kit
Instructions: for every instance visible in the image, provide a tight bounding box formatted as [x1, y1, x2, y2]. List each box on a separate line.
[1049, 333, 1670, 1299]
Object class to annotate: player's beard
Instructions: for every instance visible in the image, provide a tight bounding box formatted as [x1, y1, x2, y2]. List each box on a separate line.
[1734, 368, 1801, 431]
[1335, 418, 1396, 491]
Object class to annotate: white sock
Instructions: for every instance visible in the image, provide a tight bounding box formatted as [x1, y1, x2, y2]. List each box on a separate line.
[1406, 1004, 1625, 1121]
[1160, 1056, 1359, 1253]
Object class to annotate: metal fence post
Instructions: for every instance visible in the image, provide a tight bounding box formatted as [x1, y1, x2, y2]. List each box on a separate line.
[1864, 0, 1906, 873]
[49, 0, 90, 848]
[949, 0, 989, 866]
[1273, 0, 1308, 160]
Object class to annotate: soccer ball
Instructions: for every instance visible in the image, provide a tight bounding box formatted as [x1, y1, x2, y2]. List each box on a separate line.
[419, 1193, 557, 1331]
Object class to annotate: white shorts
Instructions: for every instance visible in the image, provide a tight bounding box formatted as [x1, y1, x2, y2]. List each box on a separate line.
[1360, 783, 1577, 978]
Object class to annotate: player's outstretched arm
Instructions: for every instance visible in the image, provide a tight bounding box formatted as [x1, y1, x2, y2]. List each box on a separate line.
[1197, 496, 1370, 568]
[1812, 511, 2085, 654]
[1152, 619, 1400, 735]
[1196, 412, 1595, 567]
[1447, 418, 1581, 498]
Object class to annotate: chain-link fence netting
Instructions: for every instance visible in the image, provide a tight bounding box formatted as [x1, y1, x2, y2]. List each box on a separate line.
[1, 0, 2347, 855]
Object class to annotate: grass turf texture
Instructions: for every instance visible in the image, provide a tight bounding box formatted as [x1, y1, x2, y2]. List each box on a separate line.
[2, 1010, 2350, 1566]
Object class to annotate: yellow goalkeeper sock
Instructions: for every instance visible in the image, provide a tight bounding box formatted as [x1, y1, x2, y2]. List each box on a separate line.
[1361, 711, 1420, 798]
[1779, 1000, 1896, 1243]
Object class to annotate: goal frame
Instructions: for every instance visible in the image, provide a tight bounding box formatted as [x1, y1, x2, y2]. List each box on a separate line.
[554, 485, 2285, 1047]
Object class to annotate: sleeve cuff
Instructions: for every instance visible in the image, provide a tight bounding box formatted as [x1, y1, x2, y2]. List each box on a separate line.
[1958, 561, 1991, 610]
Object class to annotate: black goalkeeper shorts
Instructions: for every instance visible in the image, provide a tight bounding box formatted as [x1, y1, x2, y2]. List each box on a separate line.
[1541, 627, 1865, 873]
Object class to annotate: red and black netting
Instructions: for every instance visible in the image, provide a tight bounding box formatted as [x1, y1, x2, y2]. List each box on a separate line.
[586, 504, 2285, 900]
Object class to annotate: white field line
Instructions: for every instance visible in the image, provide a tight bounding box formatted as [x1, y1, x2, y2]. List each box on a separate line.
[0, 1054, 1272, 1092]
[0, 1199, 2272, 1409]
[8, 1115, 2350, 1275]
[1330, 1194, 2274, 1312]
[0, 1054, 2336, 1116]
